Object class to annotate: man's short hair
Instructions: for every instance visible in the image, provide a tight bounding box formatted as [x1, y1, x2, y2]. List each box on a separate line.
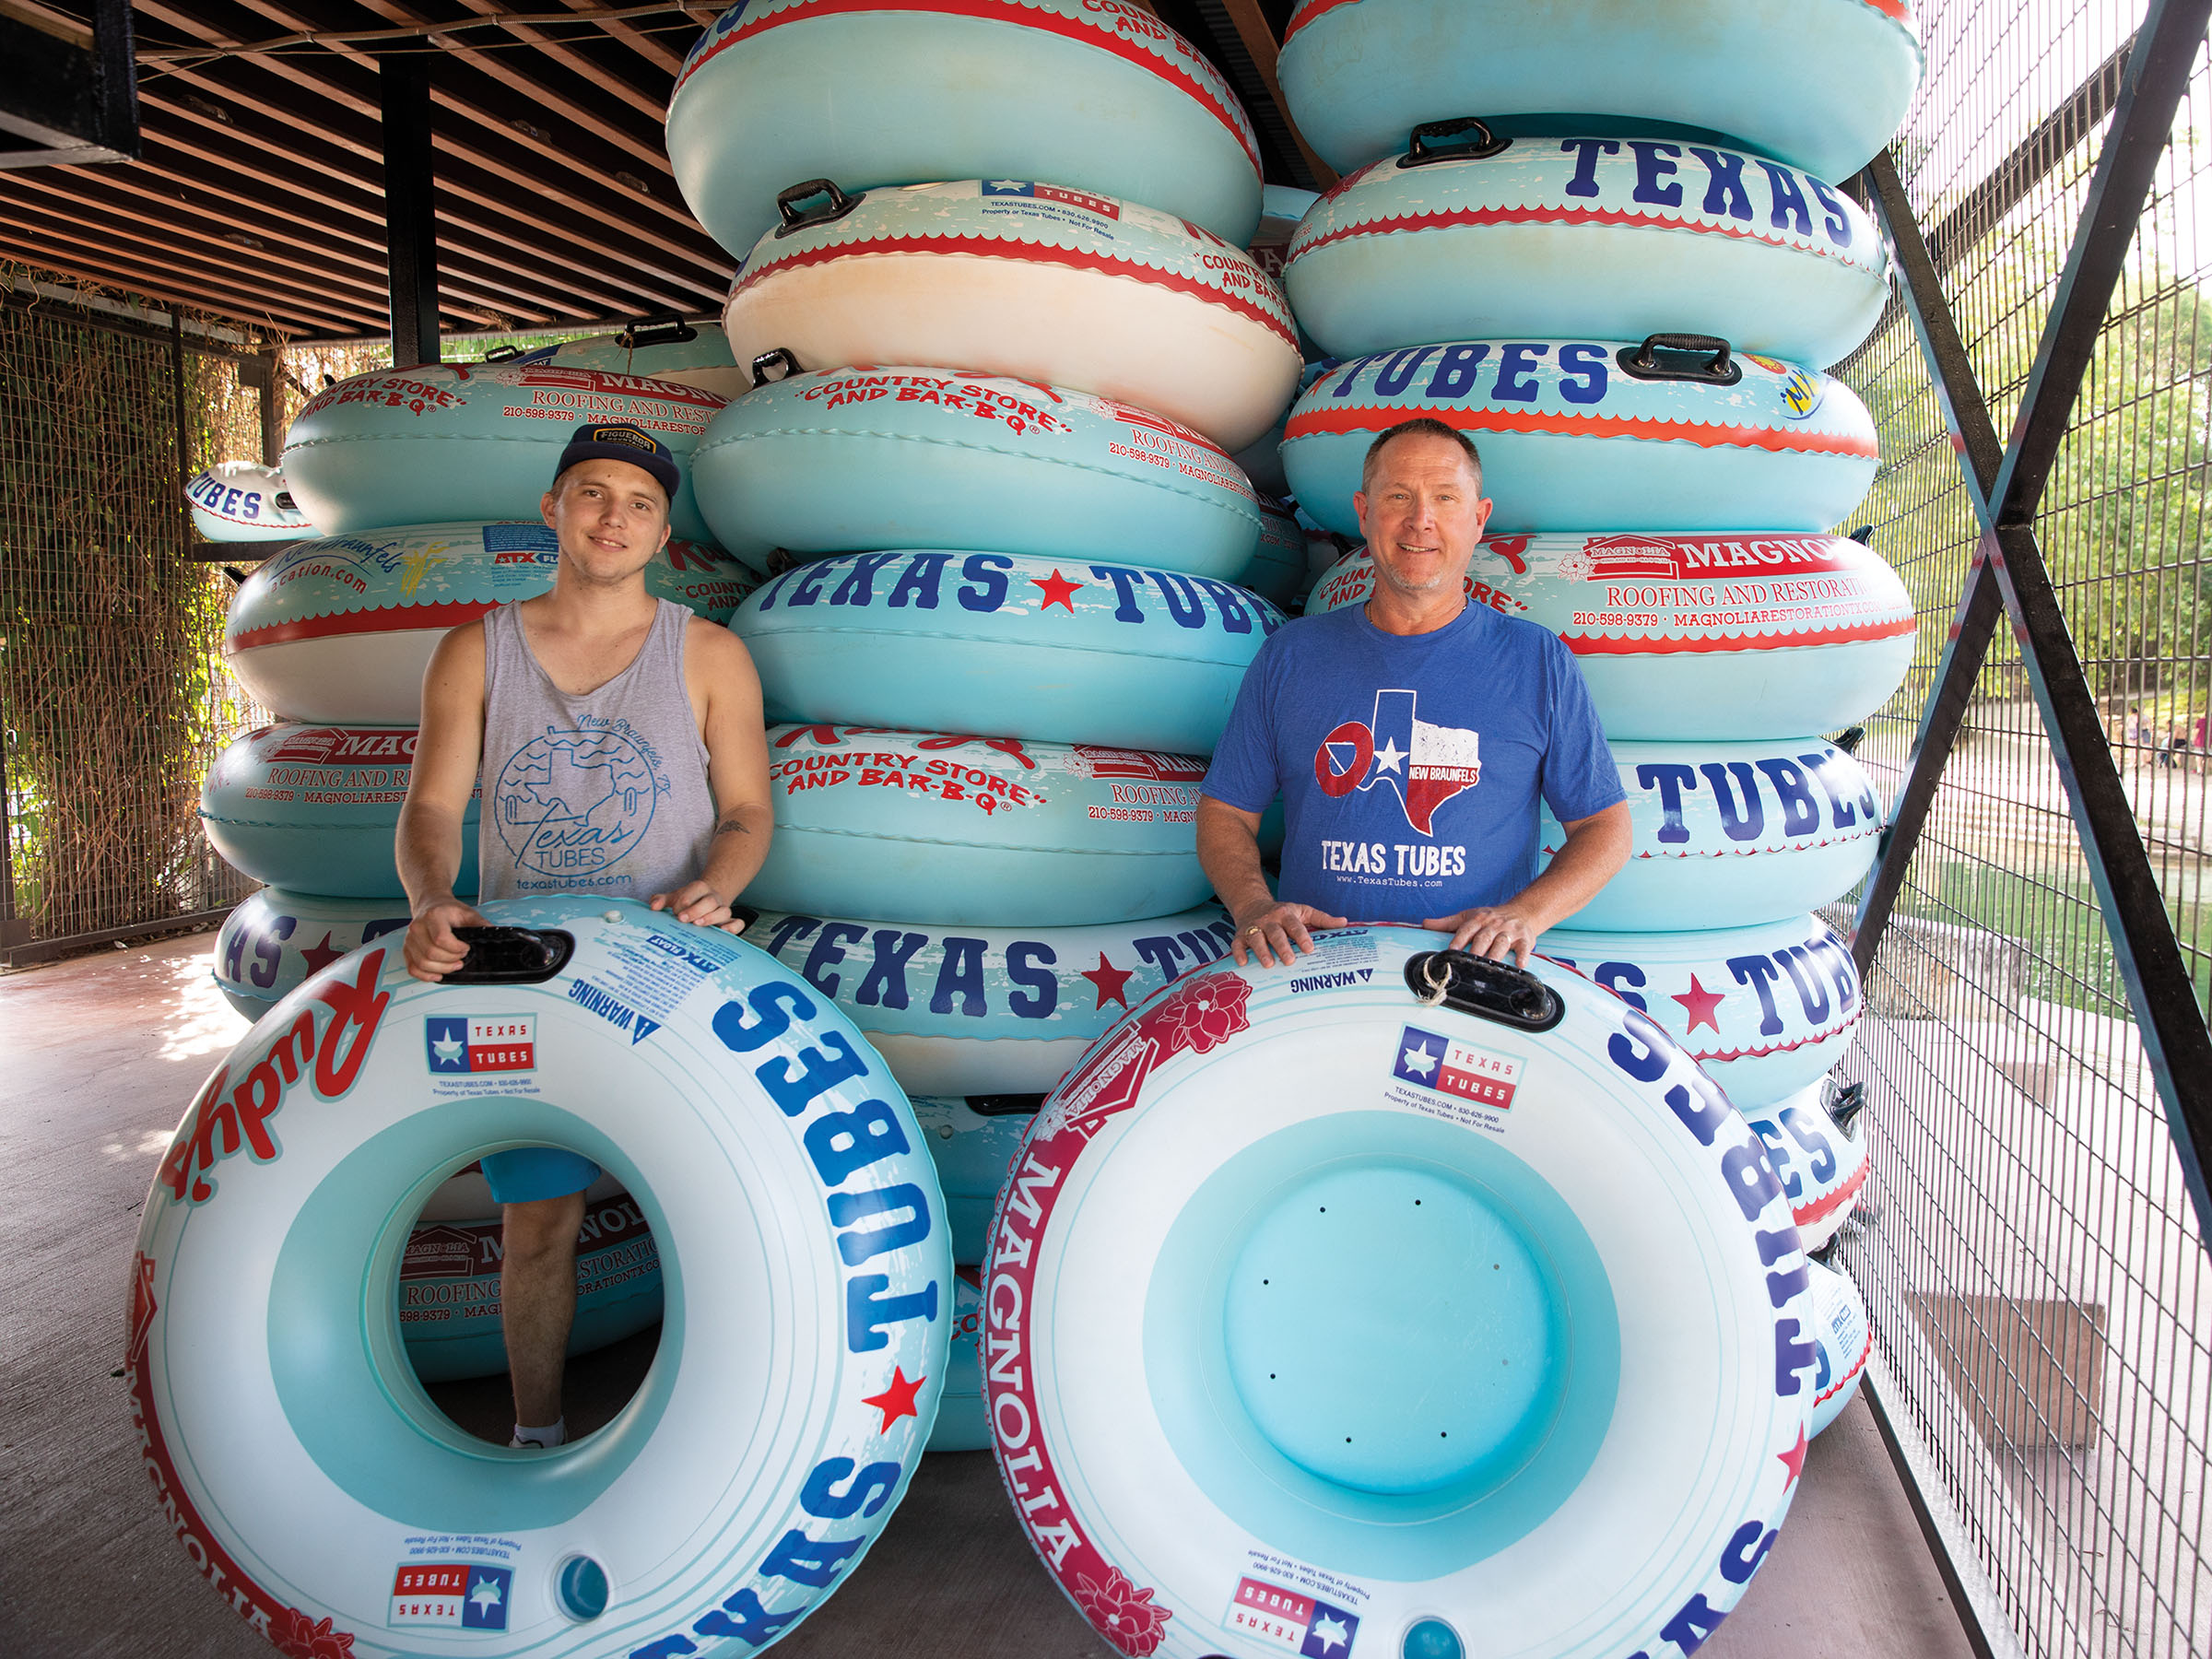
[1359, 418, 1483, 496]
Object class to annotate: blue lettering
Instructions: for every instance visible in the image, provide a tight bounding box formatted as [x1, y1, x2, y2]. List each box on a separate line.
[887, 552, 949, 608]
[1721, 1133, 1784, 1221]
[1087, 563, 1149, 622]
[756, 1030, 868, 1117]
[1628, 141, 1683, 207]
[1006, 941, 1058, 1018]
[929, 937, 988, 1017]
[1774, 1315, 1819, 1395]
[1374, 345, 1441, 397]
[1424, 343, 1491, 401]
[1606, 1006, 1674, 1080]
[1721, 1520, 1778, 1584]
[800, 1456, 902, 1520]
[1557, 342, 1608, 405]
[712, 981, 814, 1053]
[1758, 160, 1815, 235]
[1775, 945, 1832, 1024]
[785, 562, 835, 607]
[846, 1273, 939, 1352]
[802, 921, 867, 997]
[759, 1529, 865, 1589]
[1594, 959, 1648, 1010]
[690, 1591, 797, 1647]
[1493, 343, 1548, 402]
[1807, 175, 1854, 247]
[828, 552, 901, 606]
[805, 1097, 910, 1185]
[1700, 761, 1766, 841]
[1727, 953, 1786, 1034]
[1637, 762, 1699, 843]
[1755, 758, 1821, 836]
[830, 1182, 933, 1265]
[1687, 147, 1755, 220]
[1147, 571, 1208, 629]
[854, 929, 929, 1009]
[958, 553, 1011, 613]
[1558, 136, 1619, 198]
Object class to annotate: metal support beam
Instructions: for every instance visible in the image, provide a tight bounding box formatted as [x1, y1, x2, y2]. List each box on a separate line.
[0, 0, 139, 167]
[1853, 0, 2212, 1255]
[378, 55, 440, 367]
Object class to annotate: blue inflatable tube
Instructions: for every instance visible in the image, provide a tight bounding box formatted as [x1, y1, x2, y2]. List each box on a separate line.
[1309, 532, 1916, 739]
[1286, 133, 1890, 369]
[492, 316, 747, 399]
[929, 1268, 988, 1453]
[721, 179, 1302, 453]
[751, 725, 1212, 927]
[1238, 501, 1308, 606]
[983, 928, 1818, 1657]
[1283, 337, 1878, 536]
[1277, 0, 1924, 186]
[224, 523, 756, 725]
[749, 904, 1234, 1096]
[133, 895, 948, 1655]
[666, 0, 1264, 257]
[283, 362, 729, 543]
[1745, 1078, 1870, 1253]
[1544, 736, 1882, 931]
[1806, 1258, 1873, 1436]
[692, 367, 1263, 576]
[1538, 912, 1861, 1108]
[185, 461, 312, 542]
[733, 551, 1283, 755]
[212, 888, 416, 1021]
[201, 724, 477, 898]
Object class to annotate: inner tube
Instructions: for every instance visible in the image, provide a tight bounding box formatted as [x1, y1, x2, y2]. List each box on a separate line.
[1538, 912, 1860, 1109]
[186, 460, 312, 542]
[1238, 501, 1307, 606]
[201, 724, 478, 898]
[1806, 1259, 1873, 1437]
[911, 1097, 1040, 1262]
[983, 929, 1818, 1659]
[1286, 134, 1888, 369]
[1308, 533, 1916, 739]
[213, 888, 415, 1021]
[722, 180, 1302, 453]
[132, 895, 948, 1655]
[492, 317, 747, 399]
[929, 1268, 988, 1454]
[400, 1178, 665, 1382]
[1542, 737, 1882, 932]
[748, 906, 1234, 1097]
[667, 0, 1263, 254]
[692, 367, 1262, 577]
[224, 523, 756, 724]
[1282, 338, 1878, 536]
[734, 552, 1283, 755]
[1247, 183, 1319, 283]
[283, 363, 728, 543]
[1277, 0, 1924, 186]
[753, 725, 1212, 926]
[1744, 1078, 1870, 1253]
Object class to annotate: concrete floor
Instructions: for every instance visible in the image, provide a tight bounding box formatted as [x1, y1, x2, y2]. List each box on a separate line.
[0, 930, 1977, 1659]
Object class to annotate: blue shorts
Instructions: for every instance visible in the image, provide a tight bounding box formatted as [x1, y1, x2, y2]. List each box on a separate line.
[479, 1147, 600, 1205]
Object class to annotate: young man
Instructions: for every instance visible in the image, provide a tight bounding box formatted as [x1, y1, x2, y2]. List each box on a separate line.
[1199, 418, 1631, 967]
[396, 420, 773, 1449]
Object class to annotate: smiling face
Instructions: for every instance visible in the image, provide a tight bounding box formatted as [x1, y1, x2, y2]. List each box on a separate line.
[540, 458, 672, 586]
[1352, 432, 1492, 612]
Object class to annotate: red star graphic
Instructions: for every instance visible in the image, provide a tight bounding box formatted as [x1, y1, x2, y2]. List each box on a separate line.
[297, 932, 345, 976]
[1777, 1423, 1808, 1489]
[1079, 952, 1135, 1009]
[1032, 569, 1083, 612]
[862, 1366, 925, 1432]
[1672, 972, 1725, 1033]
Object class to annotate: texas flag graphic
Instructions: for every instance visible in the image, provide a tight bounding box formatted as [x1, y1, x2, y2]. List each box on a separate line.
[389, 1563, 512, 1630]
[425, 1015, 536, 1074]
[1225, 1576, 1359, 1657]
[1314, 688, 1481, 835]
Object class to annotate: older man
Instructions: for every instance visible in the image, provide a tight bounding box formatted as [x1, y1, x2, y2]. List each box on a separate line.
[396, 420, 773, 1449]
[1200, 418, 1630, 967]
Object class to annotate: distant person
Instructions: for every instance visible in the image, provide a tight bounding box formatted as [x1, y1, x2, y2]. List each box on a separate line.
[2125, 705, 2143, 749]
[1198, 418, 1630, 967]
[395, 421, 773, 1450]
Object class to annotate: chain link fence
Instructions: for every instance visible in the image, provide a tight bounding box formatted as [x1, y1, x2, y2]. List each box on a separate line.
[1836, 6, 2212, 1655]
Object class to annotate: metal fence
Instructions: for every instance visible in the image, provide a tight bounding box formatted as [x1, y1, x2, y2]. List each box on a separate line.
[0, 269, 265, 964]
[1834, 5, 2212, 1654]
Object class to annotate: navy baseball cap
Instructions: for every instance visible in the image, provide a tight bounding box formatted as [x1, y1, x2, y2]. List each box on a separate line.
[554, 421, 679, 500]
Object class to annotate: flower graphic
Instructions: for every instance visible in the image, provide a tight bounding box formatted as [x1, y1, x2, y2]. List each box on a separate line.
[1148, 970, 1253, 1059]
[272, 1607, 356, 1659]
[1073, 1564, 1171, 1656]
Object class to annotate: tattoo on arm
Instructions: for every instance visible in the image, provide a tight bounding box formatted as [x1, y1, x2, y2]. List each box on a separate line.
[712, 813, 751, 838]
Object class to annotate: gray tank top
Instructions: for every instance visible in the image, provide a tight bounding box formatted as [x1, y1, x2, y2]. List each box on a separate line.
[476, 598, 716, 901]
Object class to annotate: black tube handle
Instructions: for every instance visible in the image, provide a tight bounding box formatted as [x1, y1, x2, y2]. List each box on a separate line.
[774, 177, 865, 237]
[448, 927, 575, 985]
[1615, 333, 1742, 386]
[618, 310, 698, 349]
[1397, 116, 1510, 169]
[1829, 1080, 1869, 1135]
[1404, 948, 1563, 1032]
[748, 347, 803, 388]
[968, 1094, 1047, 1117]
[480, 343, 524, 363]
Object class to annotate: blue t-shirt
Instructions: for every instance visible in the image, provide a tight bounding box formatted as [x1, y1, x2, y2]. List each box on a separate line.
[1205, 603, 1623, 922]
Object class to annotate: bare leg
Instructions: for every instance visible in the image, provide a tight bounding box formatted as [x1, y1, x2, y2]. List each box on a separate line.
[500, 1191, 587, 1430]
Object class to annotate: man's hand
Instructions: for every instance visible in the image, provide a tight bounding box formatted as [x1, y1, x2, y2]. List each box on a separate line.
[405, 897, 490, 982]
[1230, 900, 1350, 968]
[649, 880, 738, 929]
[1423, 903, 1542, 965]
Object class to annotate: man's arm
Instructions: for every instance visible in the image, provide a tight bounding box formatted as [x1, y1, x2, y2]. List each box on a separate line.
[1422, 799, 1631, 962]
[653, 622, 773, 928]
[1198, 794, 1347, 968]
[397, 623, 491, 982]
